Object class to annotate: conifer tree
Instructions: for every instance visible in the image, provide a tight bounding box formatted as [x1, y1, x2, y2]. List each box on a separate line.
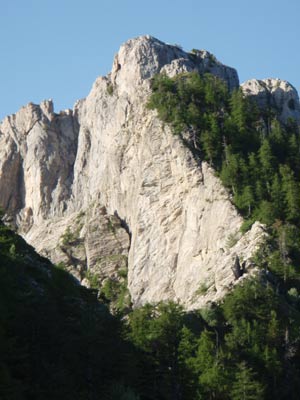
[230, 89, 248, 133]
[237, 185, 255, 216]
[269, 119, 286, 161]
[288, 133, 300, 172]
[270, 174, 283, 220]
[280, 165, 300, 223]
[230, 362, 265, 400]
[259, 139, 276, 188]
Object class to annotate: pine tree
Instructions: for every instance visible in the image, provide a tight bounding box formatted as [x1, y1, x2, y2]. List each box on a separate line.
[201, 114, 222, 165]
[230, 89, 248, 133]
[255, 180, 267, 203]
[259, 139, 276, 188]
[280, 165, 300, 223]
[230, 362, 265, 400]
[194, 330, 228, 399]
[178, 326, 198, 399]
[270, 174, 283, 220]
[220, 147, 241, 194]
[288, 133, 300, 173]
[269, 119, 286, 161]
[234, 185, 255, 216]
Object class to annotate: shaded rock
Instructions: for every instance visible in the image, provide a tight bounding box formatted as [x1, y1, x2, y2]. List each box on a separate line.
[241, 78, 300, 124]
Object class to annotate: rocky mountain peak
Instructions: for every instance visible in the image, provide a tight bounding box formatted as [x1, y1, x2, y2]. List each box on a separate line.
[1, 36, 295, 310]
[241, 78, 300, 123]
[111, 35, 239, 97]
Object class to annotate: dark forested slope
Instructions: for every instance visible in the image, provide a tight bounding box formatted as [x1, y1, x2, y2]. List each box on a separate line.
[0, 220, 138, 400]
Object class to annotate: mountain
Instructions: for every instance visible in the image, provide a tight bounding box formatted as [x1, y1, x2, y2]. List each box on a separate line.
[0, 35, 280, 309]
[2, 35, 300, 399]
[0, 36, 300, 309]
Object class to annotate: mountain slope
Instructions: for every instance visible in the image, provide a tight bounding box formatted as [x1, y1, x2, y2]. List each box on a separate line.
[0, 220, 133, 399]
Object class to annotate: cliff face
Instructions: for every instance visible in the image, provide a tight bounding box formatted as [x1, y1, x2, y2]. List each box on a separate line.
[0, 101, 78, 225]
[0, 36, 280, 308]
[241, 78, 300, 123]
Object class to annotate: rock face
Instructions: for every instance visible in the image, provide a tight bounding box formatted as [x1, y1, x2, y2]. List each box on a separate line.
[25, 204, 129, 284]
[0, 101, 78, 227]
[0, 36, 269, 309]
[241, 78, 300, 124]
[111, 36, 239, 95]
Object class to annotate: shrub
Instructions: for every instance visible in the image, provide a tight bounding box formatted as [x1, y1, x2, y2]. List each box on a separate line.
[107, 83, 114, 95]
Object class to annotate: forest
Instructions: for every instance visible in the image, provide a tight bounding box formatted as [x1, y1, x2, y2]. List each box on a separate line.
[2, 71, 300, 399]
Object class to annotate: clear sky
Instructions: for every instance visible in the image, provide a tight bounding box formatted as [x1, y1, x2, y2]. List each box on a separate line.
[0, 0, 299, 121]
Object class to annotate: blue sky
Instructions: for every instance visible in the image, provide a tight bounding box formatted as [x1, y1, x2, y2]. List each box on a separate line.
[0, 0, 299, 121]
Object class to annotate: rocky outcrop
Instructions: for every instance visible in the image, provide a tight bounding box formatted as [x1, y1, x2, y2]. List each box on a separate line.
[26, 204, 129, 283]
[111, 36, 239, 95]
[0, 36, 267, 309]
[241, 78, 300, 124]
[0, 100, 78, 227]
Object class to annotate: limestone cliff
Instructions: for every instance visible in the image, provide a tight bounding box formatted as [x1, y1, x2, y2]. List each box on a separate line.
[0, 35, 284, 309]
[241, 78, 300, 124]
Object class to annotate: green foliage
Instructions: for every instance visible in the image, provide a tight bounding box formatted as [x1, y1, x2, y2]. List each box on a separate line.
[240, 218, 255, 234]
[85, 269, 100, 289]
[107, 83, 114, 95]
[100, 275, 131, 314]
[55, 261, 67, 270]
[148, 70, 300, 290]
[2, 219, 300, 399]
[126, 302, 199, 399]
[0, 221, 133, 400]
[195, 282, 209, 296]
[194, 330, 228, 398]
[61, 226, 77, 246]
[60, 220, 84, 247]
[230, 362, 265, 400]
[222, 278, 279, 324]
[147, 72, 228, 152]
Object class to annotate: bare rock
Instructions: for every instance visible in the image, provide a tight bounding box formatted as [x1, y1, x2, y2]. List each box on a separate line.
[241, 78, 300, 124]
[26, 204, 129, 284]
[111, 36, 239, 97]
[0, 100, 78, 226]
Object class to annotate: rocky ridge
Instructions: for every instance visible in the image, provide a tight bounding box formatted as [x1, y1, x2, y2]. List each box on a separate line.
[0, 35, 296, 309]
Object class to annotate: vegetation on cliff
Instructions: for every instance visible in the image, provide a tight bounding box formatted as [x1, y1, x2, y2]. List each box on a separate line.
[2, 70, 300, 399]
[148, 72, 300, 289]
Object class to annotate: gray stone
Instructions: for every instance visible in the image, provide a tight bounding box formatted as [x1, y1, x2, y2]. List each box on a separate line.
[241, 78, 300, 124]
